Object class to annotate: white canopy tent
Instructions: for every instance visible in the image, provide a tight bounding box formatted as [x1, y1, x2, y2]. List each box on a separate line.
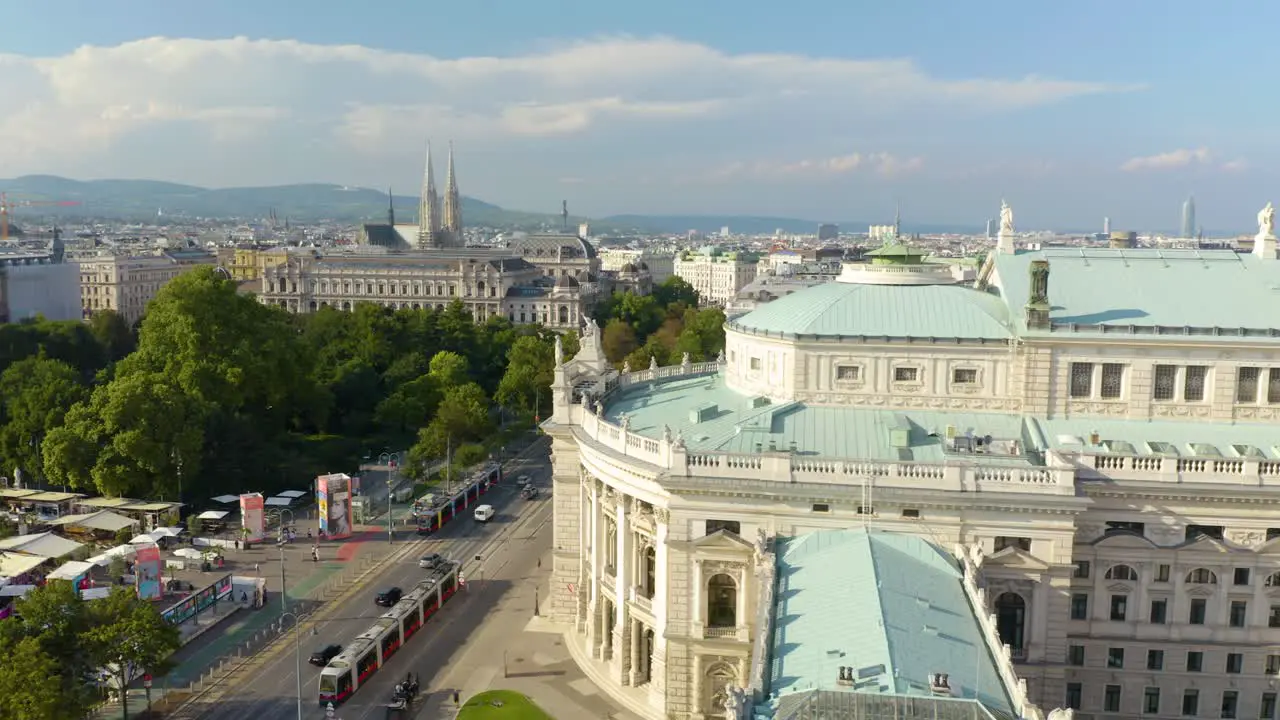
[277, 490, 307, 499]
[197, 510, 230, 520]
[129, 534, 159, 545]
[264, 497, 293, 507]
[0, 584, 35, 598]
[210, 495, 239, 504]
[86, 544, 139, 566]
[46, 560, 96, 581]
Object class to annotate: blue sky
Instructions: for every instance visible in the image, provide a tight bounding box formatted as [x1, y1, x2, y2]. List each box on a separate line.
[0, 0, 1274, 231]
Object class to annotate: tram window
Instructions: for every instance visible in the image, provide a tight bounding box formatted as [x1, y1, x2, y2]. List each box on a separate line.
[337, 672, 352, 697]
[381, 633, 397, 657]
[319, 675, 337, 693]
[443, 576, 456, 595]
[357, 649, 377, 679]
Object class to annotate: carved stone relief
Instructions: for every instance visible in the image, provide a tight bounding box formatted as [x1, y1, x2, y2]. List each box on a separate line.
[702, 560, 748, 576]
[654, 508, 670, 524]
[1226, 529, 1265, 548]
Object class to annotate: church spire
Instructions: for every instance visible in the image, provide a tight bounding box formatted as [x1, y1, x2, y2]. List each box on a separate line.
[442, 141, 462, 245]
[418, 142, 441, 248]
[387, 187, 395, 226]
[894, 201, 901, 238]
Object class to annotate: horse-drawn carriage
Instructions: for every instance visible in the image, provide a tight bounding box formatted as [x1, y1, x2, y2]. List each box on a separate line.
[383, 672, 420, 719]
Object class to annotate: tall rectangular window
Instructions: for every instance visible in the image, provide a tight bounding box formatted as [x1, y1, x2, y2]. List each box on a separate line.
[1071, 593, 1089, 620]
[1261, 692, 1277, 720]
[1145, 687, 1161, 715]
[1069, 645, 1085, 666]
[1151, 599, 1168, 624]
[1227, 653, 1244, 674]
[1190, 598, 1208, 625]
[1147, 649, 1165, 670]
[1111, 595, 1129, 621]
[1267, 654, 1280, 674]
[1105, 685, 1123, 713]
[1230, 601, 1248, 628]
[1154, 364, 1178, 400]
[1269, 369, 1280, 404]
[1188, 651, 1204, 672]
[1066, 683, 1083, 710]
[1070, 362, 1094, 398]
[1100, 363, 1125, 398]
[1183, 690, 1200, 717]
[1108, 647, 1126, 668]
[1239, 367, 1261, 403]
[1185, 365, 1208, 401]
[1223, 690, 1239, 719]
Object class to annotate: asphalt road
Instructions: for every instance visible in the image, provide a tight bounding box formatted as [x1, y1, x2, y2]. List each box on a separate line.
[194, 437, 554, 720]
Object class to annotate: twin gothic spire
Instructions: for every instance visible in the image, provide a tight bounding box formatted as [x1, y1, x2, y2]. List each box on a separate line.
[418, 141, 462, 249]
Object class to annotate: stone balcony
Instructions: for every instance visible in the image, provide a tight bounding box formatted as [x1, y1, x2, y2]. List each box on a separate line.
[698, 623, 750, 642]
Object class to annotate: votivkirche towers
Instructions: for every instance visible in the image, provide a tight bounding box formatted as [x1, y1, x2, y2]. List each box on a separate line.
[417, 142, 463, 249]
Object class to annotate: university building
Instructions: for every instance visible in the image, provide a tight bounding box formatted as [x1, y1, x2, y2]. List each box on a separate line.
[542, 234, 1280, 720]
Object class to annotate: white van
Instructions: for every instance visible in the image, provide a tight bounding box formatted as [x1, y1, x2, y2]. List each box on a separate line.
[473, 505, 495, 522]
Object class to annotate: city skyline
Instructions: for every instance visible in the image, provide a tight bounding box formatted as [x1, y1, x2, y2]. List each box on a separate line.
[0, 0, 1275, 228]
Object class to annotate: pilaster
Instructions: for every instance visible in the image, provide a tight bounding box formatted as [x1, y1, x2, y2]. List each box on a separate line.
[548, 433, 582, 623]
[613, 494, 632, 684]
[650, 509, 670, 701]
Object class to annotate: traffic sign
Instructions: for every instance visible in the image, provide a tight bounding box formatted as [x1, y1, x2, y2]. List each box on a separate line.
[326, 702, 335, 718]
[142, 674, 152, 689]
[458, 571, 465, 585]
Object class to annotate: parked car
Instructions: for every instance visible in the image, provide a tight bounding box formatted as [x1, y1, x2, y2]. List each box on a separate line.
[419, 553, 444, 569]
[309, 644, 342, 666]
[473, 504, 495, 522]
[375, 587, 403, 607]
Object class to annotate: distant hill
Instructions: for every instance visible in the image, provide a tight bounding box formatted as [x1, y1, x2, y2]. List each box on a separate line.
[0, 175, 983, 235]
[0, 175, 572, 229]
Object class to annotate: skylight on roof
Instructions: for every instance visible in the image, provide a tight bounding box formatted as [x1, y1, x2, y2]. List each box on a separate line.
[1188, 443, 1222, 458]
[1102, 440, 1136, 455]
[1232, 444, 1266, 459]
[1146, 441, 1179, 456]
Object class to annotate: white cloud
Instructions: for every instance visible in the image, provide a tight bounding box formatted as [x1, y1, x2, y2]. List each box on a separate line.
[702, 152, 923, 182]
[0, 35, 1132, 181]
[1220, 159, 1249, 173]
[1120, 147, 1212, 172]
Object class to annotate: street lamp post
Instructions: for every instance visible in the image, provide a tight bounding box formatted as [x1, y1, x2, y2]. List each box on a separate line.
[273, 508, 296, 612]
[279, 611, 304, 720]
[378, 452, 401, 544]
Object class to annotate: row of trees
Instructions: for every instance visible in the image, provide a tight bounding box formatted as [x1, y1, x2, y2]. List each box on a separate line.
[0, 583, 180, 720]
[0, 270, 722, 503]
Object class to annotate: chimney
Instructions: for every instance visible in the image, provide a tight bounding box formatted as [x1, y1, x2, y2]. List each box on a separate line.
[1024, 260, 1051, 330]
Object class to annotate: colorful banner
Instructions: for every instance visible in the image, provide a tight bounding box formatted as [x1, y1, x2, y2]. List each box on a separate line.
[239, 493, 265, 543]
[161, 574, 233, 624]
[134, 545, 163, 601]
[316, 473, 353, 539]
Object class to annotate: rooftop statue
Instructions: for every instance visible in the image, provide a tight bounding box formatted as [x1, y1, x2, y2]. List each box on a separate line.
[1000, 200, 1015, 235]
[1259, 202, 1275, 238]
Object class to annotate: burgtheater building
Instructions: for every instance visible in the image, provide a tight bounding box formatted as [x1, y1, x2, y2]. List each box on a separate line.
[542, 228, 1280, 720]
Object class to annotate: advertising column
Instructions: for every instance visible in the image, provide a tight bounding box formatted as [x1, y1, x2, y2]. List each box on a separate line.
[316, 473, 353, 539]
[240, 493, 265, 544]
[134, 545, 163, 600]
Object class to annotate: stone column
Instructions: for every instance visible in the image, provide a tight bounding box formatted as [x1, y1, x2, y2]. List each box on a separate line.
[650, 509, 670, 697]
[1030, 579, 1048, 662]
[629, 618, 643, 685]
[586, 479, 602, 655]
[613, 495, 632, 684]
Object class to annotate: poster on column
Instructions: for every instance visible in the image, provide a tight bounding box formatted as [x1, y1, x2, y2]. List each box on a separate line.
[316, 473, 353, 539]
[134, 545, 163, 600]
[240, 493, 265, 543]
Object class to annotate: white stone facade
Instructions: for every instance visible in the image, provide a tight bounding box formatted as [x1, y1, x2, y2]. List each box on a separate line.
[544, 296, 1280, 719]
[674, 252, 757, 307]
[79, 251, 218, 324]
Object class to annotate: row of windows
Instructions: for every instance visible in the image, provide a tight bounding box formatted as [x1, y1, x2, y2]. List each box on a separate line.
[1070, 591, 1280, 628]
[267, 280, 502, 298]
[1066, 683, 1273, 718]
[1075, 558, 1280, 587]
[1070, 645, 1280, 675]
[1070, 362, 1280, 404]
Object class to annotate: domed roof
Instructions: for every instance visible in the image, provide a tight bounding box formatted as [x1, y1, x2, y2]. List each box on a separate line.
[620, 262, 638, 273]
[554, 274, 581, 288]
[730, 282, 1013, 341]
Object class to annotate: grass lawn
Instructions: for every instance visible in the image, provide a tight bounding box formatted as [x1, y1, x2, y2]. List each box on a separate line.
[457, 690, 556, 719]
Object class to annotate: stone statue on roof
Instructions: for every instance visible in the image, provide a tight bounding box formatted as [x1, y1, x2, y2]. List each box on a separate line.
[553, 334, 564, 366]
[1000, 199, 1014, 236]
[1258, 202, 1275, 239]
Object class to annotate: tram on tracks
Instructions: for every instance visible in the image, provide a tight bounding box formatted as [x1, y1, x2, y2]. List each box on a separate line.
[413, 462, 501, 535]
[317, 561, 461, 706]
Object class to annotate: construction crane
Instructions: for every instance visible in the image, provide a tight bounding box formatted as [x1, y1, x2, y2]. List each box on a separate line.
[0, 192, 82, 241]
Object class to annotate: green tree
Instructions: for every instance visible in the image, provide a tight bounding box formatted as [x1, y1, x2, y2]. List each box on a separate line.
[374, 374, 440, 436]
[560, 330, 581, 360]
[408, 383, 492, 467]
[428, 350, 470, 388]
[86, 309, 136, 363]
[0, 355, 87, 485]
[0, 582, 97, 718]
[653, 276, 700, 308]
[495, 336, 553, 415]
[83, 586, 181, 720]
[601, 319, 638, 364]
[0, 635, 65, 720]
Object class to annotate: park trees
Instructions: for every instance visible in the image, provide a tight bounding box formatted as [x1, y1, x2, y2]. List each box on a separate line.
[0, 355, 88, 486]
[0, 635, 65, 720]
[84, 587, 181, 720]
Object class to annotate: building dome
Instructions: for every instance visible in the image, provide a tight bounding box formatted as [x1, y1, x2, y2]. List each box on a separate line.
[554, 274, 581, 289]
[620, 262, 638, 274]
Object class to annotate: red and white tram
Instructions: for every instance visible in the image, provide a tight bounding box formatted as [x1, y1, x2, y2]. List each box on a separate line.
[318, 562, 460, 705]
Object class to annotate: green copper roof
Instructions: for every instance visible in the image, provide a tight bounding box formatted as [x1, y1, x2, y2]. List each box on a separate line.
[993, 248, 1280, 340]
[770, 530, 1014, 715]
[730, 282, 1013, 340]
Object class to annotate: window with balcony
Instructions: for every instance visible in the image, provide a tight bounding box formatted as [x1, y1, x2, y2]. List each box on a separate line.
[1148, 649, 1165, 670]
[1144, 687, 1161, 715]
[1187, 651, 1204, 672]
[1227, 653, 1244, 674]
[706, 574, 738, 629]
[1230, 601, 1248, 628]
[1190, 598, 1208, 625]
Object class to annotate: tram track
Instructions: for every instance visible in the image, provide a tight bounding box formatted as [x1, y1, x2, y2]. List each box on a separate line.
[181, 440, 553, 720]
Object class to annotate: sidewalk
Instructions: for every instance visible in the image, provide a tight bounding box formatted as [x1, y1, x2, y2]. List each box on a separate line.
[92, 531, 406, 719]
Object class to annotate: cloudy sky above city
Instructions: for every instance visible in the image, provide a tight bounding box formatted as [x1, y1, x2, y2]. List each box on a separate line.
[1, 0, 1274, 230]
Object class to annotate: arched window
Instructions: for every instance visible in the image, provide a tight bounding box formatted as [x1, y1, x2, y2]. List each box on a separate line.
[1186, 568, 1218, 585]
[605, 520, 617, 570]
[342, 301, 351, 310]
[994, 592, 1026, 654]
[642, 546, 656, 599]
[308, 301, 317, 312]
[1105, 565, 1139, 581]
[707, 574, 737, 628]
[558, 305, 569, 324]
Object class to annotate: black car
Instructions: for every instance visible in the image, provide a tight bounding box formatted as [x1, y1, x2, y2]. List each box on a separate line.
[308, 644, 342, 666]
[375, 587, 403, 607]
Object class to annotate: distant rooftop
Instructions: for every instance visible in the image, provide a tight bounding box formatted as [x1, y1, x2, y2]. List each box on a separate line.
[764, 530, 1014, 719]
[993, 248, 1280, 340]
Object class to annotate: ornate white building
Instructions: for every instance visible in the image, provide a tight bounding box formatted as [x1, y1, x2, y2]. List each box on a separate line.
[543, 233, 1280, 720]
